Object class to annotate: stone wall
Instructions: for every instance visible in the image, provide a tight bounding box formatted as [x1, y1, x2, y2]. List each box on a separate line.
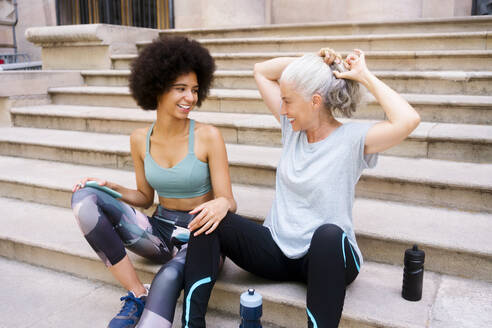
[1, 0, 476, 50]
[175, 0, 473, 28]
[270, 0, 473, 25]
[0, 0, 56, 62]
[174, 0, 268, 28]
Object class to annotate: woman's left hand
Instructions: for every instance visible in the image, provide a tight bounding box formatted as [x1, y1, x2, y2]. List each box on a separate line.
[188, 197, 230, 236]
[332, 49, 371, 85]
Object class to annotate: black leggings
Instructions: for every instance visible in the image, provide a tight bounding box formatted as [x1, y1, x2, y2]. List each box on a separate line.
[182, 212, 360, 328]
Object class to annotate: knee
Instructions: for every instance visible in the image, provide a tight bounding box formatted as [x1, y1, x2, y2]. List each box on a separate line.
[153, 265, 183, 287]
[71, 188, 101, 234]
[71, 187, 98, 210]
[311, 224, 343, 249]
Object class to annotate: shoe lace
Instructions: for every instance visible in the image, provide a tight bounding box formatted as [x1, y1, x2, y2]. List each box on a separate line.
[117, 293, 144, 316]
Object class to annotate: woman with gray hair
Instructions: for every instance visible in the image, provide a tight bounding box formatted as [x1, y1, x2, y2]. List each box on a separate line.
[180, 48, 420, 327]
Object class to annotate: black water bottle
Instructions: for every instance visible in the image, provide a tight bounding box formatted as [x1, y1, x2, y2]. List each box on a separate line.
[402, 244, 425, 301]
[240, 288, 262, 328]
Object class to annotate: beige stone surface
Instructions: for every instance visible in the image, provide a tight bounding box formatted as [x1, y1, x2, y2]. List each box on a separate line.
[431, 275, 492, 327]
[175, 0, 266, 28]
[353, 198, 492, 280]
[268, 0, 474, 25]
[423, 0, 455, 18]
[0, 96, 11, 126]
[0, 257, 122, 328]
[0, 155, 490, 278]
[2, 126, 491, 187]
[0, 70, 83, 97]
[174, 0, 203, 29]
[7, 107, 492, 161]
[165, 16, 492, 39]
[2, 197, 487, 328]
[1, 133, 492, 213]
[197, 31, 488, 53]
[2, 12, 491, 328]
[44, 84, 492, 123]
[348, 0, 422, 21]
[454, 0, 473, 16]
[26, 24, 159, 69]
[271, 0, 346, 24]
[203, 50, 492, 72]
[26, 24, 158, 46]
[0, 257, 253, 328]
[10, 0, 57, 62]
[42, 45, 112, 70]
[203, 0, 266, 28]
[85, 68, 492, 95]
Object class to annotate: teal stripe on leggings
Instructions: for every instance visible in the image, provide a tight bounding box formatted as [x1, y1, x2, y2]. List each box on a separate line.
[185, 277, 212, 328]
[341, 232, 347, 268]
[341, 232, 360, 272]
[306, 308, 318, 328]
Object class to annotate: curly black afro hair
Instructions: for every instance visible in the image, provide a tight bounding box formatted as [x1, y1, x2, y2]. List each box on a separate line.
[129, 35, 215, 110]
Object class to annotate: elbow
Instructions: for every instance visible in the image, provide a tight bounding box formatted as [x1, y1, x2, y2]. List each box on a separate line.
[253, 62, 264, 77]
[401, 106, 420, 133]
[410, 111, 421, 131]
[253, 63, 260, 77]
[141, 195, 154, 209]
[253, 63, 260, 75]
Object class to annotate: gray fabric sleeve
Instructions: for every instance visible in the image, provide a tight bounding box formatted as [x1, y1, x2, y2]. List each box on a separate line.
[355, 122, 379, 171]
[280, 113, 292, 145]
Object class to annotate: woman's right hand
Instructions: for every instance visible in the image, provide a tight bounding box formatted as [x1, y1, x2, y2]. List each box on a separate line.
[318, 48, 372, 85]
[318, 47, 343, 66]
[72, 177, 108, 193]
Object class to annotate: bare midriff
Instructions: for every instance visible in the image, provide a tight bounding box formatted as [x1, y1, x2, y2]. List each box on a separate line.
[158, 190, 214, 212]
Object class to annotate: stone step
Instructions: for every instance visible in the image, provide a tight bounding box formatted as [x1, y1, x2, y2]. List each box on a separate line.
[48, 86, 492, 125]
[0, 200, 444, 328]
[137, 31, 491, 53]
[0, 198, 492, 327]
[0, 155, 272, 220]
[112, 50, 492, 71]
[0, 199, 492, 327]
[10, 105, 492, 163]
[0, 157, 490, 279]
[158, 16, 492, 39]
[0, 257, 254, 328]
[81, 69, 492, 96]
[0, 131, 491, 212]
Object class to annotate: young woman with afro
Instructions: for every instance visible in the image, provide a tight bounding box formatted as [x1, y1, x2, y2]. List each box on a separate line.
[71, 36, 236, 328]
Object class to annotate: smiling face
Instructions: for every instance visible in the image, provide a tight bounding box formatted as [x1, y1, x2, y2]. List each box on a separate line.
[158, 72, 199, 119]
[280, 80, 322, 131]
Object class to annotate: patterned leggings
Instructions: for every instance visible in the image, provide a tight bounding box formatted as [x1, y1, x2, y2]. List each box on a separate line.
[71, 187, 188, 328]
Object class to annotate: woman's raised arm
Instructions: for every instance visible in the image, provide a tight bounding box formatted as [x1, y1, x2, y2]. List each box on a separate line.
[253, 57, 297, 122]
[330, 49, 421, 154]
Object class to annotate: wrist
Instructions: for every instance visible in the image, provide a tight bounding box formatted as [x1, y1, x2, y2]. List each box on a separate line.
[106, 181, 117, 190]
[359, 69, 376, 88]
[218, 196, 232, 212]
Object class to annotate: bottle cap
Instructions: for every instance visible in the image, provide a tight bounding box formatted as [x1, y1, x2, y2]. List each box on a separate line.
[240, 288, 262, 308]
[405, 244, 425, 261]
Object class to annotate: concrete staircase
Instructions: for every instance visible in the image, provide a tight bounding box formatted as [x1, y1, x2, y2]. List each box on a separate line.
[1, 16, 492, 327]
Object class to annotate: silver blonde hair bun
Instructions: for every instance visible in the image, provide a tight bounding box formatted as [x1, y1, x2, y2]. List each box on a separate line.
[280, 53, 360, 118]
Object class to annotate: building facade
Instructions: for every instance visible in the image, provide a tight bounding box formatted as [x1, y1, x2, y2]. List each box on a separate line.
[0, 0, 483, 62]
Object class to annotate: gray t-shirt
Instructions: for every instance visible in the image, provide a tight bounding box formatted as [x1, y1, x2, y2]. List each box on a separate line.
[263, 114, 378, 264]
